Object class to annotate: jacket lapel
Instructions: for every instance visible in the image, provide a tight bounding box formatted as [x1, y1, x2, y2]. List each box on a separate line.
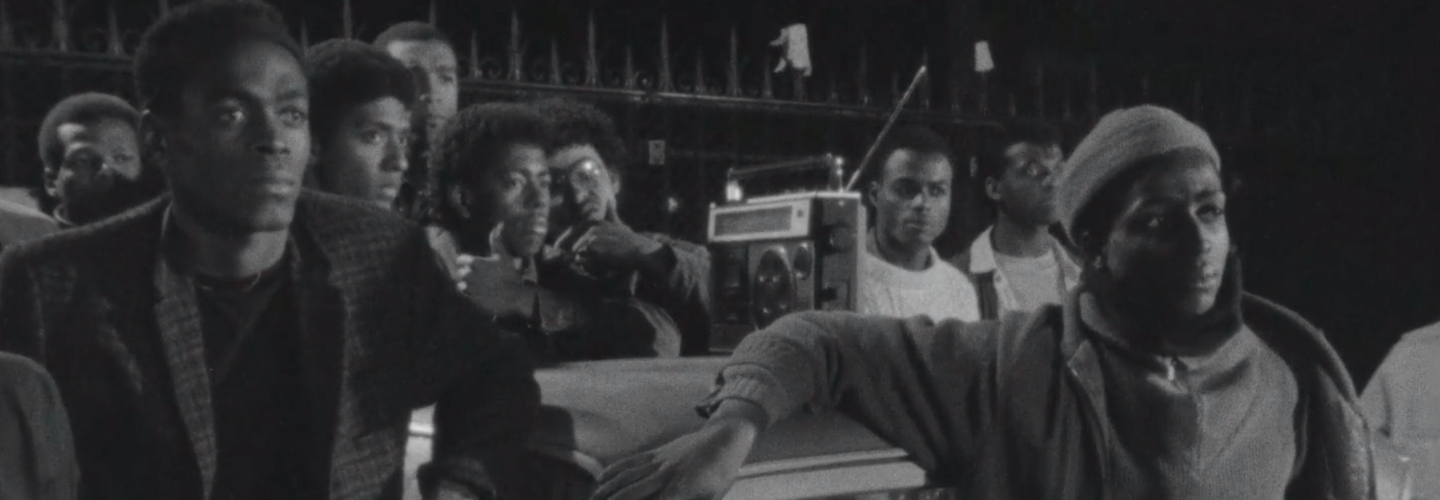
[288, 216, 347, 499]
[153, 251, 219, 498]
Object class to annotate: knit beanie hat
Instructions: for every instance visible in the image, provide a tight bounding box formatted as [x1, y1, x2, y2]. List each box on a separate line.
[1056, 105, 1220, 240]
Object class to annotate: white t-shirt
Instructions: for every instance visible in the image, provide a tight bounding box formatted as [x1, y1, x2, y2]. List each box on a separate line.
[1362, 321, 1440, 495]
[858, 248, 981, 322]
[994, 250, 1064, 312]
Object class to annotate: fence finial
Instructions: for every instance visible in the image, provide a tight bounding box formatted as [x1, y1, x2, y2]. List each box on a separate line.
[549, 37, 562, 85]
[726, 27, 739, 96]
[0, 0, 13, 49]
[106, 0, 122, 55]
[694, 49, 708, 94]
[624, 44, 636, 89]
[342, 0, 353, 39]
[508, 7, 522, 81]
[469, 31, 480, 78]
[919, 50, 932, 109]
[585, 10, 598, 87]
[51, 0, 70, 52]
[857, 44, 870, 105]
[658, 17, 673, 92]
[762, 55, 774, 99]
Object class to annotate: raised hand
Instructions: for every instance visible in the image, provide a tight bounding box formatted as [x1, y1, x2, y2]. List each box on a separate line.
[570, 222, 665, 275]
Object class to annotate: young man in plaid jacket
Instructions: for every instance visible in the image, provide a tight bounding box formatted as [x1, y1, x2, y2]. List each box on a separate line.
[0, 2, 538, 499]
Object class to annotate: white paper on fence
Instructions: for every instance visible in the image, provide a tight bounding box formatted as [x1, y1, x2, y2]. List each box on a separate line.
[975, 40, 995, 73]
[771, 23, 813, 77]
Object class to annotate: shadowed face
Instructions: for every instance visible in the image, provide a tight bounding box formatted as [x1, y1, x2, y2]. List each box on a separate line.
[870, 149, 953, 255]
[990, 142, 1063, 226]
[479, 144, 552, 257]
[384, 39, 458, 137]
[316, 97, 411, 208]
[49, 118, 141, 217]
[1099, 150, 1229, 321]
[547, 144, 618, 236]
[154, 39, 310, 234]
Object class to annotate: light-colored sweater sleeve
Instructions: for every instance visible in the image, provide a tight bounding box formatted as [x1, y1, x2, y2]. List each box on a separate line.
[698, 311, 1001, 473]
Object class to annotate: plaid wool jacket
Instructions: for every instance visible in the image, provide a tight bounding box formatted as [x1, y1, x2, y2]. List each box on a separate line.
[0, 192, 540, 500]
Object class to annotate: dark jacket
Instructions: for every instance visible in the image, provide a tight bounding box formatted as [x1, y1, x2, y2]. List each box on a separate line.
[0, 192, 540, 500]
[704, 290, 1376, 499]
[0, 352, 78, 500]
[0, 198, 58, 254]
[633, 232, 711, 355]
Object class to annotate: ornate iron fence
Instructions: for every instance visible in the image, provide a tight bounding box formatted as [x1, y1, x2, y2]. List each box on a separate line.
[0, 0, 1302, 248]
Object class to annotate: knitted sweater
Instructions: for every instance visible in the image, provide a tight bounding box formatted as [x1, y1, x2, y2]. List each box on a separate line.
[701, 289, 1375, 499]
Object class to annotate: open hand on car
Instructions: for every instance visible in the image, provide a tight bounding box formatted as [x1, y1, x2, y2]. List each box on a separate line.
[591, 400, 767, 500]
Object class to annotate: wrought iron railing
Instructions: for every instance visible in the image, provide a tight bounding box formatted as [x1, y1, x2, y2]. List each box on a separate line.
[0, 0, 1303, 245]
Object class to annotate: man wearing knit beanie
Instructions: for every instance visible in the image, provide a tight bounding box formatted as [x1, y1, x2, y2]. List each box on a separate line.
[595, 105, 1376, 500]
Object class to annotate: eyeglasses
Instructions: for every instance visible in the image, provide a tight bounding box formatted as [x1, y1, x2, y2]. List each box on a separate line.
[552, 159, 611, 194]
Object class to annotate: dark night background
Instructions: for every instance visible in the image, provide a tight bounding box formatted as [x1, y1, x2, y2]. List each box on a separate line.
[2, 0, 1436, 386]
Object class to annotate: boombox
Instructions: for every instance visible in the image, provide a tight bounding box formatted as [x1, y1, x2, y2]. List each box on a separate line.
[707, 156, 867, 352]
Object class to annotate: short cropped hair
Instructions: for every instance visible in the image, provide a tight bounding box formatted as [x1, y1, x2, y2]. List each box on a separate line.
[37, 93, 141, 173]
[423, 103, 554, 231]
[134, 0, 304, 116]
[373, 21, 453, 50]
[978, 119, 1062, 181]
[858, 124, 956, 188]
[306, 39, 419, 146]
[530, 97, 628, 179]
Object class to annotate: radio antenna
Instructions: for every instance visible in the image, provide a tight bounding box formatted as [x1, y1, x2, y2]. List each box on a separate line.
[844, 65, 929, 192]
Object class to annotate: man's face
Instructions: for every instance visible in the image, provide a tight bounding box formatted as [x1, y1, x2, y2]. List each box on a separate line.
[990, 142, 1063, 226]
[156, 39, 310, 233]
[871, 149, 953, 253]
[383, 40, 458, 136]
[476, 144, 551, 257]
[546, 144, 618, 236]
[48, 118, 140, 213]
[1102, 151, 1229, 321]
[317, 97, 411, 208]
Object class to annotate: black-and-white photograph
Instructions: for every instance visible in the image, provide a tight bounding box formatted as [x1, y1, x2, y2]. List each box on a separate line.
[0, 0, 1436, 498]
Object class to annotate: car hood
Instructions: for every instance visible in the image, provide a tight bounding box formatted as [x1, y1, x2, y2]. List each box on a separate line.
[412, 356, 908, 476]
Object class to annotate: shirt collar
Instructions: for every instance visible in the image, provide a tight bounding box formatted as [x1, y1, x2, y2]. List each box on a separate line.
[487, 222, 537, 281]
[967, 226, 999, 273]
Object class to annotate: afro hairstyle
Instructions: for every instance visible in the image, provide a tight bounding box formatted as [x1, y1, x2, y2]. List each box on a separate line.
[529, 97, 628, 179]
[36, 92, 141, 174]
[306, 38, 419, 147]
[423, 102, 555, 231]
[133, 0, 304, 116]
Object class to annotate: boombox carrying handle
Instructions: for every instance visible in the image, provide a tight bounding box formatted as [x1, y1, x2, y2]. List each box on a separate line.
[726, 154, 846, 185]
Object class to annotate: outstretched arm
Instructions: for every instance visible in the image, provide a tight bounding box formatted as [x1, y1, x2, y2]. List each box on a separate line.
[593, 311, 1001, 499]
